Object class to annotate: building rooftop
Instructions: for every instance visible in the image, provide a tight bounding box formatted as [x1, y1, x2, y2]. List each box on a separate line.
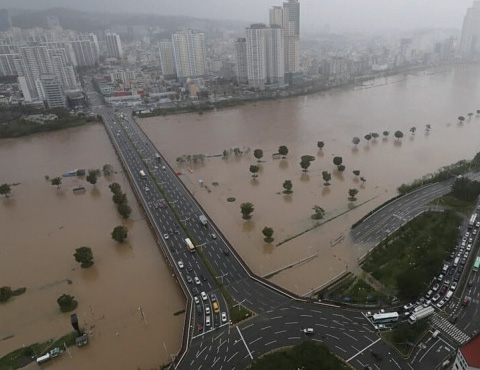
[461, 334, 480, 367]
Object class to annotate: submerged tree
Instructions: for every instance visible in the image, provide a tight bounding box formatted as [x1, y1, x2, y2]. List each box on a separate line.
[282, 180, 293, 194]
[353, 170, 360, 177]
[410, 126, 416, 135]
[322, 171, 332, 186]
[74, 246, 94, 268]
[364, 134, 372, 143]
[57, 294, 78, 312]
[352, 137, 360, 147]
[51, 177, 62, 189]
[112, 225, 128, 243]
[371, 132, 379, 141]
[311, 205, 326, 220]
[348, 188, 359, 201]
[249, 165, 260, 178]
[317, 141, 325, 150]
[0, 183, 11, 198]
[394, 130, 404, 140]
[253, 149, 264, 162]
[240, 202, 255, 220]
[382, 130, 390, 138]
[278, 145, 289, 159]
[86, 170, 98, 187]
[262, 227, 274, 243]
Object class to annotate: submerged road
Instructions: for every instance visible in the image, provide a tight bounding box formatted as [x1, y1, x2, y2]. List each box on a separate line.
[85, 78, 470, 369]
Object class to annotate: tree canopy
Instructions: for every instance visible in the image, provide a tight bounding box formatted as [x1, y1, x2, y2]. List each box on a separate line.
[311, 205, 326, 220]
[262, 227, 274, 243]
[86, 170, 98, 186]
[57, 294, 78, 312]
[451, 177, 480, 201]
[278, 145, 288, 158]
[51, 177, 62, 189]
[240, 202, 255, 220]
[0, 183, 11, 198]
[74, 246, 94, 268]
[249, 165, 260, 178]
[282, 180, 293, 194]
[112, 225, 128, 243]
[352, 137, 360, 147]
[333, 156, 343, 166]
[348, 188, 359, 201]
[253, 149, 264, 162]
[322, 171, 331, 186]
[394, 130, 404, 140]
[317, 141, 325, 150]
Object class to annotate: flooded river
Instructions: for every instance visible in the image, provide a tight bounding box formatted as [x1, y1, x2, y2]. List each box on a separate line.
[0, 124, 184, 369]
[140, 64, 480, 294]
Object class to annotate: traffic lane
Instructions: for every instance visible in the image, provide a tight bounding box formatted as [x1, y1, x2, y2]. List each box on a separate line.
[409, 330, 455, 370]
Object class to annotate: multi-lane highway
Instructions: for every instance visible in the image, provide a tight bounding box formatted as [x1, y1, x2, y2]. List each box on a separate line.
[86, 77, 480, 369]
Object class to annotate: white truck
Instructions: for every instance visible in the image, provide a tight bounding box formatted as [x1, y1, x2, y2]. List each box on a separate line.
[408, 306, 434, 325]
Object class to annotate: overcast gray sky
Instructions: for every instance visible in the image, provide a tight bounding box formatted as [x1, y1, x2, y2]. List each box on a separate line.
[1, 0, 474, 31]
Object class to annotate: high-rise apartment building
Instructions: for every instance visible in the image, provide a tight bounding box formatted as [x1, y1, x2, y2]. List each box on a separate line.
[459, 1, 480, 57]
[0, 53, 16, 76]
[243, 23, 285, 89]
[245, 24, 267, 89]
[159, 40, 176, 78]
[269, 6, 283, 27]
[265, 26, 285, 85]
[172, 29, 207, 80]
[105, 32, 123, 59]
[283, 0, 300, 73]
[37, 74, 66, 108]
[71, 34, 99, 67]
[0, 9, 11, 32]
[234, 38, 248, 84]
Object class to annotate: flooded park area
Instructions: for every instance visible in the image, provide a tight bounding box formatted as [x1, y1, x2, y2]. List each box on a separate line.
[140, 64, 480, 294]
[0, 123, 185, 368]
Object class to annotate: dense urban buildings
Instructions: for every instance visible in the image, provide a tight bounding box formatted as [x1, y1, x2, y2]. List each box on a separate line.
[159, 40, 176, 79]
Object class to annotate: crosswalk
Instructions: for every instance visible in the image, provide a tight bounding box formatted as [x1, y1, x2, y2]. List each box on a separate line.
[431, 313, 470, 345]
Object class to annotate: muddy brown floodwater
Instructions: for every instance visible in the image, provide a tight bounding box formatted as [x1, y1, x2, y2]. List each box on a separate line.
[140, 64, 480, 295]
[0, 124, 184, 369]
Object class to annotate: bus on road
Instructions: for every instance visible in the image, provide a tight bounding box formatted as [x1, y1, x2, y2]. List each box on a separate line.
[473, 256, 480, 272]
[372, 312, 399, 325]
[139, 170, 146, 179]
[185, 238, 195, 253]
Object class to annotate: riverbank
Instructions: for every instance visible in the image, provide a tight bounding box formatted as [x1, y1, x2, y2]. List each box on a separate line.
[138, 61, 469, 119]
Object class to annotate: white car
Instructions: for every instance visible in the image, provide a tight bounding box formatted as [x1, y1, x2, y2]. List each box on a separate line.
[164, 233, 169, 240]
[194, 296, 200, 304]
[451, 282, 458, 290]
[194, 276, 201, 285]
[178, 260, 184, 269]
[205, 315, 211, 327]
[436, 299, 446, 308]
[145, 186, 150, 192]
[205, 306, 211, 315]
[303, 328, 314, 334]
[221, 312, 227, 323]
[201, 291, 208, 301]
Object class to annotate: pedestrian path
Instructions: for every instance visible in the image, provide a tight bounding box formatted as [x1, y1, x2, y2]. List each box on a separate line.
[431, 313, 470, 345]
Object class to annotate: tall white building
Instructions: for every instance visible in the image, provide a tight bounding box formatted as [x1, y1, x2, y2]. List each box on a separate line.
[0, 53, 16, 76]
[245, 24, 267, 89]
[71, 34, 99, 67]
[105, 32, 123, 59]
[159, 40, 176, 78]
[172, 29, 207, 80]
[234, 38, 248, 84]
[265, 26, 284, 85]
[283, 0, 300, 73]
[269, 6, 283, 27]
[459, 1, 480, 58]
[37, 74, 66, 108]
[244, 24, 285, 89]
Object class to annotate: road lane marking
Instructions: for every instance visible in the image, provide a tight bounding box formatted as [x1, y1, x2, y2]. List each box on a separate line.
[326, 334, 339, 340]
[249, 337, 262, 345]
[227, 351, 238, 363]
[235, 326, 253, 359]
[274, 330, 286, 334]
[335, 345, 346, 352]
[265, 340, 277, 346]
[260, 326, 271, 331]
[288, 336, 301, 340]
[285, 321, 299, 325]
[346, 338, 381, 362]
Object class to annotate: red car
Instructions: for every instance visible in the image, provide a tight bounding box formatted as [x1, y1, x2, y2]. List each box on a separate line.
[197, 323, 203, 332]
[462, 296, 471, 307]
[439, 285, 448, 295]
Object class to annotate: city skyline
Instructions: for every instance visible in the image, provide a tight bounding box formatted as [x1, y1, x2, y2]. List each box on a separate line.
[0, 0, 476, 32]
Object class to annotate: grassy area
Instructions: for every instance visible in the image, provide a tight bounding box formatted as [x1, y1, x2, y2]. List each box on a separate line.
[0, 331, 79, 370]
[431, 193, 477, 215]
[248, 340, 349, 370]
[362, 210, 460, 301]
[0, 117, 89, 138]
[328, 274, 390, 304]
[382, 321, 429, 357]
